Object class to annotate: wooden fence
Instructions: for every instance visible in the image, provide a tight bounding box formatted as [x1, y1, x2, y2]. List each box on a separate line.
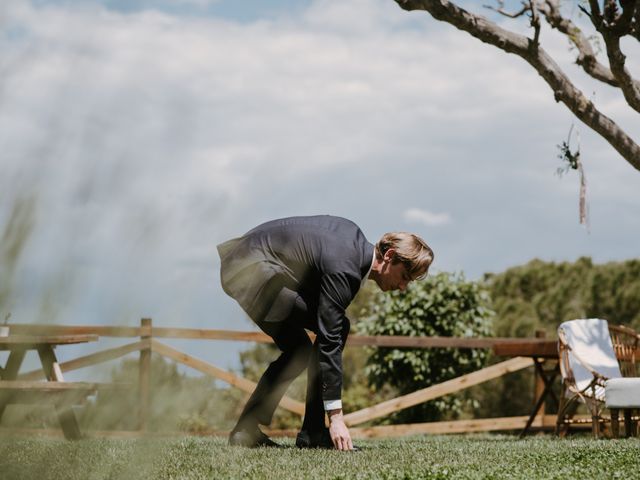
[3, 319, 562, 439]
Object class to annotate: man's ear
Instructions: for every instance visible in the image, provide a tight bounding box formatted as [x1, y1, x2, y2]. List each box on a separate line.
[383, 248, 396, 263]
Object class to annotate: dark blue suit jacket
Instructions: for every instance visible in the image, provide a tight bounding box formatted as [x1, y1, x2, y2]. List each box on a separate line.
[217, 215, 375, 402]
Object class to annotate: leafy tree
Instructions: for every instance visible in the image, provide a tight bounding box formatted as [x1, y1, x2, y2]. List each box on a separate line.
[484, 256, 640, 335]
[359, 272, 494, 423]
[392, 0, 640, 171]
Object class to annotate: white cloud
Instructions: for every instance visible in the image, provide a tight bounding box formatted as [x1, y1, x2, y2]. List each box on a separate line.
[0, 0, 567, 222]
[403, 208, 452, 227]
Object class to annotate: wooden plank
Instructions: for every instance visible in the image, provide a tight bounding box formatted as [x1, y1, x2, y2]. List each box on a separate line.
[0, 391, 92, 407]
[8, 324, 142, 338]
[493, 341, 558, 358]
[343, 357, 533, 426]
[17, 340, 150, 381]
[150, 330, 552, 349]
[0, 335, 98, 349]
[37, 345, 82, 440]
[0, 349, 26, 421]
[0, 428, 146, 439]
[37, 346, 64, 382]
[533, 331, 547, 422]
[8, 324, 276, 342]
[6, 324, 560, 351]
[347, 335, 498, 348]
[151, 340, 305, 416]
[0, 349, 26, 382]
[0, 381, 105, 407]
[138, 318, 152, 432]
[0, 381, 108, 391]
[263, 415, 559, 438]
[152, 328, 276, 343]
[530, 359, 546, 431]
[349, 415, 557, 438]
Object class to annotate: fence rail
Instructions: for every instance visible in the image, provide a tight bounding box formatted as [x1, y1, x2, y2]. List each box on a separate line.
[8, 323, 556, 349]
[3, 319, 560, 438]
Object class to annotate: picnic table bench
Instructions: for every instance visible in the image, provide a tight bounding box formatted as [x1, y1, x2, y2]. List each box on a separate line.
[0, 381, 114, 405]
[0, 334, 113, 439]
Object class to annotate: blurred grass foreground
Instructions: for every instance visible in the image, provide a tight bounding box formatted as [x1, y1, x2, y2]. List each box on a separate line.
[0, 434, 638, 480]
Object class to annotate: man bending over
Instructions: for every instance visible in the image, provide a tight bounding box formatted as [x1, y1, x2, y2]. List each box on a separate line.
[217, 215, 433, 451]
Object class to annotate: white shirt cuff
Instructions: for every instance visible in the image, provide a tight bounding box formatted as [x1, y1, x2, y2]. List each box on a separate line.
[323, 399, 342, 411]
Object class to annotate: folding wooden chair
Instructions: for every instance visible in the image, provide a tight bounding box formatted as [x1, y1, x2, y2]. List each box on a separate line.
[556, 318, 640, 438]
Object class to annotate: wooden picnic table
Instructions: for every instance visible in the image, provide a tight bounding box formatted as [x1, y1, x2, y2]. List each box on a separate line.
[493, 338, 560, 437]
[0, 334, 99, 439]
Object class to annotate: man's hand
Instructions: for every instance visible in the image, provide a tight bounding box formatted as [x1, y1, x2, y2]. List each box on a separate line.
[327, 409, 353, 451]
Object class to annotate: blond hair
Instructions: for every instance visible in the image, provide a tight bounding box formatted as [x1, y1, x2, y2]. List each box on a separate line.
[375, 232, 434, 280]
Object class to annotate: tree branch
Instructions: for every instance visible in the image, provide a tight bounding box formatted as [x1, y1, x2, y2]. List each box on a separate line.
[541, 0, 618, 87]
[615, 0, 636, 35]
[587, 0, 640, 113]
[588, 0, 603, 27]
[530, 1, 541, 49]
[483, 1, 530, 19]
[394, 0, 640, 170]
[602, 31, 640, 112]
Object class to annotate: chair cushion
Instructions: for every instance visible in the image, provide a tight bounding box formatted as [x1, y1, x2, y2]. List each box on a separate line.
[605, 378, 640, 408]
[558, 319, 622, 394]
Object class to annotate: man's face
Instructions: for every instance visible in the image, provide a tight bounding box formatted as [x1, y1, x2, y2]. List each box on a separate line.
[377, 252, 412, 292]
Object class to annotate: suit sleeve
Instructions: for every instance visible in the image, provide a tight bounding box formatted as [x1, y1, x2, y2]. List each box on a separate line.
[316, 271, 358, 403]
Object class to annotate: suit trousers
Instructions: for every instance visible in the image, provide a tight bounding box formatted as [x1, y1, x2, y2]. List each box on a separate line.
[234, 288, 348, 434]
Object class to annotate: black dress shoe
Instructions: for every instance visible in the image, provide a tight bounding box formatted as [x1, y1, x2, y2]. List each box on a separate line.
[229, 428, 281, 448]
[295, 429, 333, 449]
[295, 429, 360, 451]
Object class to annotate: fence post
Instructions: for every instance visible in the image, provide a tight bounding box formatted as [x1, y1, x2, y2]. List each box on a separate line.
[534, 330, 546, 423]
[138, 317, 152, 433]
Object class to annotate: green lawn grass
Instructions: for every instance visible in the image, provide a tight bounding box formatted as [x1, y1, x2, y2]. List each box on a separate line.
[0, 434, 638, 480]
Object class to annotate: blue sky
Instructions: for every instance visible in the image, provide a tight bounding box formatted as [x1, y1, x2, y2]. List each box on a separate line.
[1, 0, 639, 377]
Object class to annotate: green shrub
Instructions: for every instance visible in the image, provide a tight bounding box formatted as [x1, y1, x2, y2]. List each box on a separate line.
[360, 271, 494, 423]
